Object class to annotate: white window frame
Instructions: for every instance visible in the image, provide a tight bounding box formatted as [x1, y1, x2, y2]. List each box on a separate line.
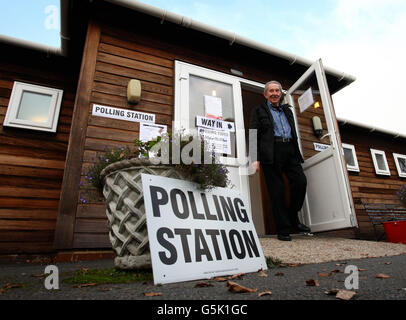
[393, 153, 406, 178]
[3, 81, 63, 132]
[342, 143, 360, 172]
[370, 148, 391, 176]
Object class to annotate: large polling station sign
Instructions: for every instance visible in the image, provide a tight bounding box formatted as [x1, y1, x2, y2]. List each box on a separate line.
[142, 174, 267, 285]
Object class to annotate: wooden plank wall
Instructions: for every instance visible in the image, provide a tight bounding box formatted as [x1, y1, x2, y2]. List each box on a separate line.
[293, 95, 330, 160]
[0, 53, 78, 253]
[73, 25, 175, 248]
[339, 125, 406, 239]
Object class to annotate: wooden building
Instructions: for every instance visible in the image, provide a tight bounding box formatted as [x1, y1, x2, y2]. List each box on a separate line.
[338, 120, 406, 239]
[0, 0, 404, 254]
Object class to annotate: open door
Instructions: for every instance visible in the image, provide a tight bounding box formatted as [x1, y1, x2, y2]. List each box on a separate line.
[286, 59, 357, 232]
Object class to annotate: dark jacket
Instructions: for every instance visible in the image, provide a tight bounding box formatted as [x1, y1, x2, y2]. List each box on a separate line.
[249, 101, 304, 164]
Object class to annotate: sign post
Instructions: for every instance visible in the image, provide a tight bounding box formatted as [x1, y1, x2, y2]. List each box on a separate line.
[142, 174, 267, 285]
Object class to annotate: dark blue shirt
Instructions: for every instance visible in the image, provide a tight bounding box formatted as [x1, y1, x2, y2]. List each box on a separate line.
[267, 101, 292, 139]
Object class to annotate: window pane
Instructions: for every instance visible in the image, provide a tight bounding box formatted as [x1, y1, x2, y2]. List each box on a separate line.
[343, 148, 355, 166]
[17, 91, 52, 123]
[399, 158, 406, 173]
[189, 75, 236, 157]
[375, 154, 386, 171]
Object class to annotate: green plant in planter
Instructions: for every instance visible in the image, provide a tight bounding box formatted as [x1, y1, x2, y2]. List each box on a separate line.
[83, 131, 230, 199]
[397, 184, 406, 207]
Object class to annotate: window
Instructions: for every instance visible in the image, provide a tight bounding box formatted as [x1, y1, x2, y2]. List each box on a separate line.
[3, 82, 63, 132]
[342, 143, 359, 172]
[393, 153, 406, 178]
[370, 148, 390, 176]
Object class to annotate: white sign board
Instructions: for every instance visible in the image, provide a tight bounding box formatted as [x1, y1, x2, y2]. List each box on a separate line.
[196, 115, 235, 132]
[92, 104, 155, 123]
[139, 123, 167, 142]
[204, 95, 223, 119]
[198, 127, 231, 155]
[142, 174, 267, 285]
[314, 142, 330, 152]
[298, 87, 314, 113]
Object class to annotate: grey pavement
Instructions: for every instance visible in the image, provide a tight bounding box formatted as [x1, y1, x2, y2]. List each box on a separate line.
[0, 254, 405, 301]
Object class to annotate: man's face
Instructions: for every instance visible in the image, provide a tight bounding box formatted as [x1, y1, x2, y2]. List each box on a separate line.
[264, 83, 282, 106]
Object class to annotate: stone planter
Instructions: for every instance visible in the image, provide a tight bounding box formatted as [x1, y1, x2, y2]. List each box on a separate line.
[100, 158, 185, 270]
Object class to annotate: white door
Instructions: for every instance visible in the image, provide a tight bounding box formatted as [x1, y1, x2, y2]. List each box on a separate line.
[286, 59, 357, 232]
[174, 61, 251, 206]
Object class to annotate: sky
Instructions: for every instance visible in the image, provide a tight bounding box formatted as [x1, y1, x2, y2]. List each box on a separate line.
[1, 0, 405, 136]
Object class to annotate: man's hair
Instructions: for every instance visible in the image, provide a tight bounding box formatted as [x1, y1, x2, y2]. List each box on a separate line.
[264, 80, 283, 94]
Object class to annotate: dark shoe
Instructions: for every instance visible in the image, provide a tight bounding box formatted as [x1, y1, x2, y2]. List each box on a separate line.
[277, 234, 291, 241]
[297, 223, 311, 233]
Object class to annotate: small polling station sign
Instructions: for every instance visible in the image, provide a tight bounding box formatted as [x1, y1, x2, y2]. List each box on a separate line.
[141, 174, 267, 285]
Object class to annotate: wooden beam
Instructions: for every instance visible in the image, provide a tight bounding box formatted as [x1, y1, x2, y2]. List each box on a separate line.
[54, 20, 101, 249]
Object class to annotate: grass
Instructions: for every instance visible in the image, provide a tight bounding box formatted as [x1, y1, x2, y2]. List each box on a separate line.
[266, 256, 283, 269]
[62, 268, 153, 285]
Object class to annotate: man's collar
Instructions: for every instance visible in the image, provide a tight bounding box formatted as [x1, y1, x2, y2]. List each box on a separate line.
[267, 100, 282, 110]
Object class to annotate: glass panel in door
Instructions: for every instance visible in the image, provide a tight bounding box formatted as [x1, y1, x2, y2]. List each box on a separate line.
[188, 75, 236, 157]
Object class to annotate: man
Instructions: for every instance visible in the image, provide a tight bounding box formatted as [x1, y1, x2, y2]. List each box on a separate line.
[250, 80, 310, 241]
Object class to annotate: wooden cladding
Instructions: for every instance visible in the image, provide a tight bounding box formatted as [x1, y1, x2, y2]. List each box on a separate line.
[62, 21, 176, 249]
[340, 125, 406, 239]
[0, 49, 78, 253]
[293, 95, 330, 160]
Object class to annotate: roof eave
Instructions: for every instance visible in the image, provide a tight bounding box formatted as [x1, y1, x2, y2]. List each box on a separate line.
[105, 0, 356, 88]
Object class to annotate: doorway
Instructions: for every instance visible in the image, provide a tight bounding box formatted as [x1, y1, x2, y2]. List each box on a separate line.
[241, 84, 291, 235]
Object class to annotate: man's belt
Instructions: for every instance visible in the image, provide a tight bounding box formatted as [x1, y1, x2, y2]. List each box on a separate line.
[274, 136, 292, 143]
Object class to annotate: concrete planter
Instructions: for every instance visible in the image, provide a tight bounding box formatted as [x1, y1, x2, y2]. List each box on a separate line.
[100, 158, 184, 270]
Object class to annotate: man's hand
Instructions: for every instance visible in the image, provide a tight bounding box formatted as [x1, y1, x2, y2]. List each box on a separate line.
[252, 161, 260, 173]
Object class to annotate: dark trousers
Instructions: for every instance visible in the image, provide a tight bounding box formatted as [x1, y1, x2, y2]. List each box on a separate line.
[261, 142, 307, 235]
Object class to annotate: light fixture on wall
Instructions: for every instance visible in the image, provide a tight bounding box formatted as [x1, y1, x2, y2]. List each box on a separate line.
[127, 79, 141, 104]
[312, 116, 323, 138]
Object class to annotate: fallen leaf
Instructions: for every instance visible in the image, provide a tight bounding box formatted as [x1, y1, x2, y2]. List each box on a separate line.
[317, 272, 330, 277]
[275, 272, 285, 277]
[4, 283, 23, 289]
[336, 290, 356, 300]
[215, 277, 228, 282]
[306, 279, 319, 287]
[324, 288, 340, 296]
[227, 281, 257, 293]
[194, 282, 214, 288]
[359, 268, 367, 272]
[376, 274, 390, 279]
[73, 283, 97, 288]
[31, 273, 47, 278]
[330, 269, 342, 274]
[0, 289, 5, 294]
[258, 290, 272, 297]
[385, 262, 392, 265]
[258, 270, 268, 277]
[229, 273, 246, 280]
[144, 292, 162, 297]
[287, 263, 300, 268]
